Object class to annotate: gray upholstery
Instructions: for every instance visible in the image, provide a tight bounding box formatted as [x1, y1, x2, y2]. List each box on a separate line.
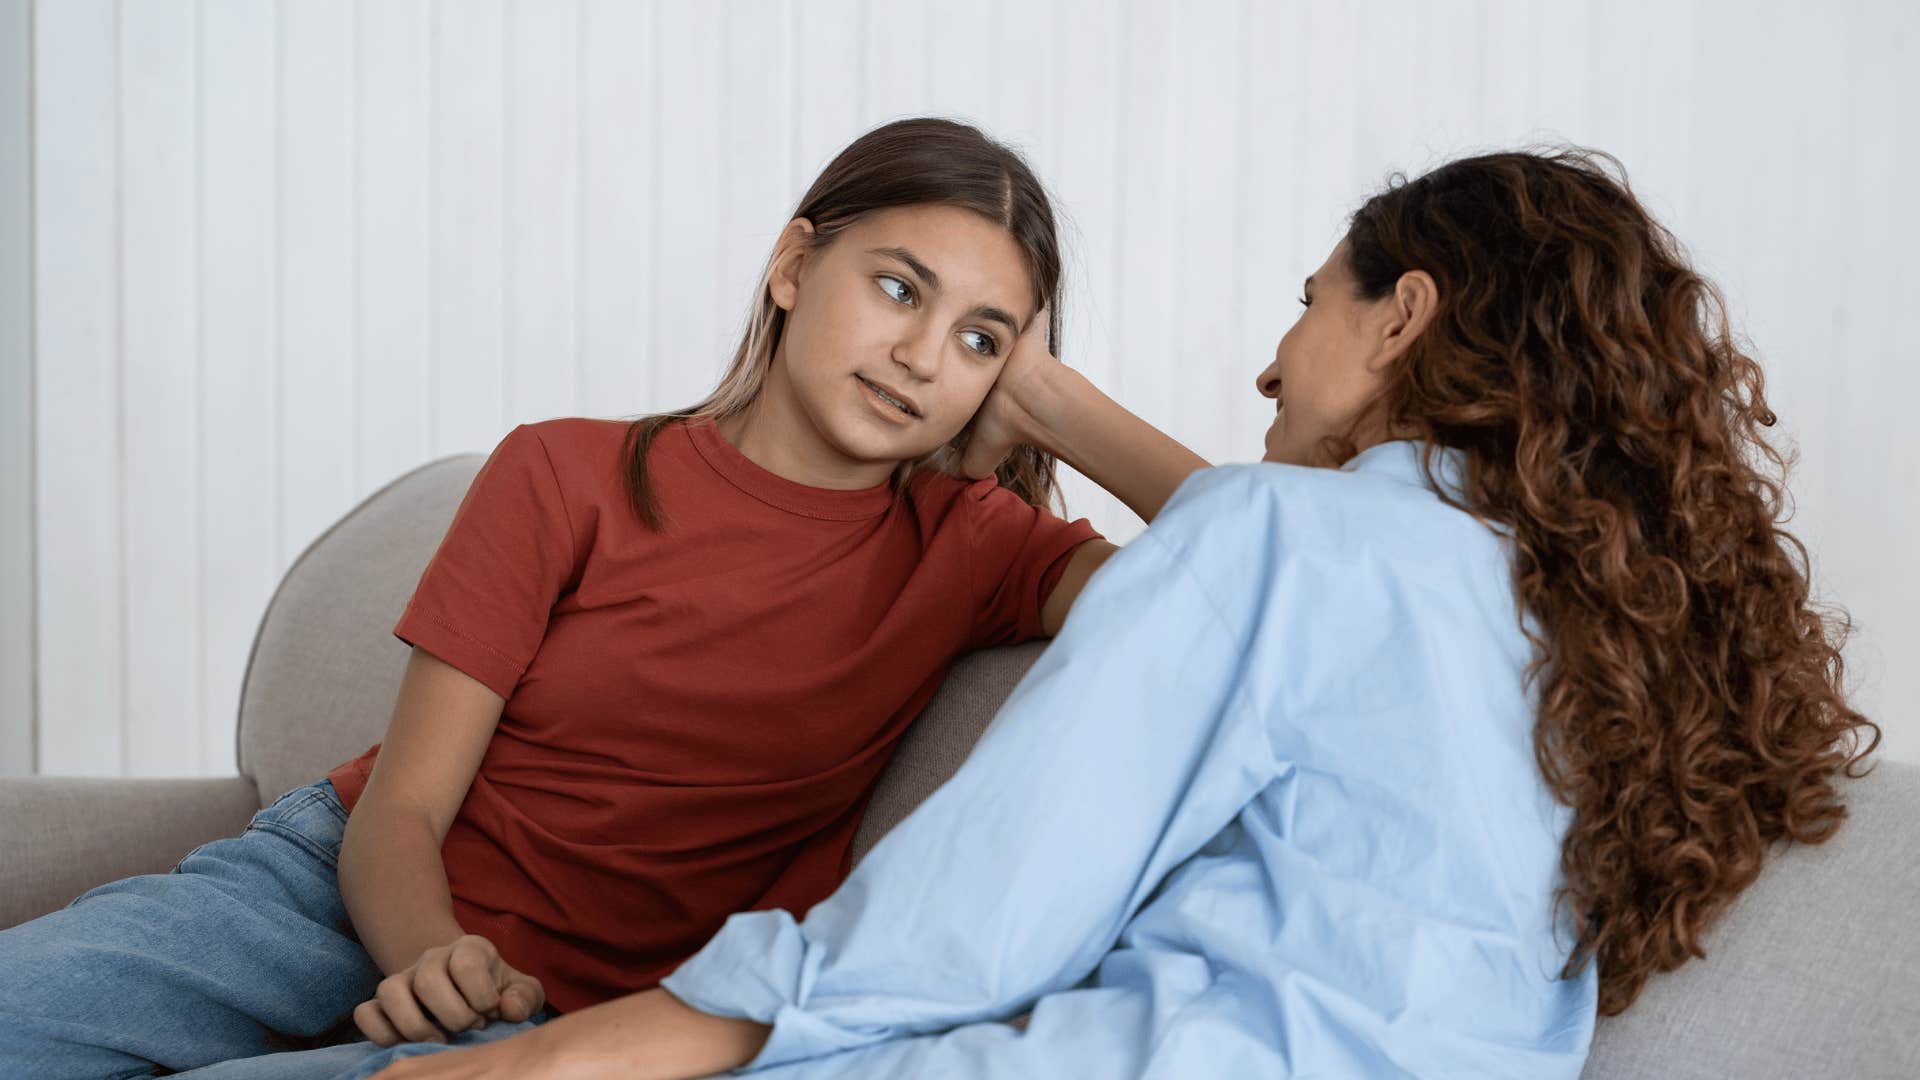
[2, 452, 1915, 1078]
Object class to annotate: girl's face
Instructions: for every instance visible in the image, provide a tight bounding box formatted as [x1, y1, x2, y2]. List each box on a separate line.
[1254, 238, 1435, 466]
[754, 204, 1036, 485]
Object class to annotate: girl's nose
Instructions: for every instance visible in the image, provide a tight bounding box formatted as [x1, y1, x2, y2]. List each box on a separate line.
[894, 326, 943, 381]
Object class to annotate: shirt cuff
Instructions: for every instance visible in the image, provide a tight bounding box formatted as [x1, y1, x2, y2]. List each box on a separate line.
[659, 909, 878, 1072]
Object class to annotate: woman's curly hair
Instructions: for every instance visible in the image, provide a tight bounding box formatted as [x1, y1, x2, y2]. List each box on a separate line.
[1339, 147, 1882, 1016]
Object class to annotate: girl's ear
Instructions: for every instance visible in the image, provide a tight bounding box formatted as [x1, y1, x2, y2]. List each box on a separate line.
[768, 217, 818, 312]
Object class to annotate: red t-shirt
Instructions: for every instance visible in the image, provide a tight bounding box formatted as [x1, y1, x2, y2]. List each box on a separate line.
[325, 416, 1101, 1014]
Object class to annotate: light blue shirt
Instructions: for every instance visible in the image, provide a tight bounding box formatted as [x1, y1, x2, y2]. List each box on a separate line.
[661, 439, 1599, 1078]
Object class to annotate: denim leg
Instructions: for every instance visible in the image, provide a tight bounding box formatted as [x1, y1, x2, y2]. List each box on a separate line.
[0, 778, 386, 1079]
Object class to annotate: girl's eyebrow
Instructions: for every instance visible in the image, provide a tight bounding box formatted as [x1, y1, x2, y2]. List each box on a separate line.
[1303, 274, 1316, 294]
[868, 245, 1023, 337]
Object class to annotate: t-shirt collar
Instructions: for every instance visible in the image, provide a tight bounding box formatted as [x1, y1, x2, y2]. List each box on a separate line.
[685, 418, 897, 521]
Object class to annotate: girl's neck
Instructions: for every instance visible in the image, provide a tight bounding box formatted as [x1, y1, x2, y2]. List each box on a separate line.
[715, 367, 897, 492]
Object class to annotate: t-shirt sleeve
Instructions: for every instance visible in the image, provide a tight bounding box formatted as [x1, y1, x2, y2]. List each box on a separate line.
[965, 479, 1104, 649]
[392, 423, 584, 701]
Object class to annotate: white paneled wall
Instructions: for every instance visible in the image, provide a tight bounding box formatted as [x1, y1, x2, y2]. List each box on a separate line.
[5, 0, 1916, 777]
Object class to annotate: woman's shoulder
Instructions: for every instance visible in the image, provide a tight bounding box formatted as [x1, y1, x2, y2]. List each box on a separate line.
[1150, 451, 1500, 570]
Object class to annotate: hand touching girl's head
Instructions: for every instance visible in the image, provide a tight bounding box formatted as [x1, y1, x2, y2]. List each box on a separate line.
[623, 118, 1065, 529]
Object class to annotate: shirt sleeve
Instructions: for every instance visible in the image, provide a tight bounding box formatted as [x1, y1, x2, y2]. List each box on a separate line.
[659, 490, 1277, 1073]
[391, 423, 583, 701]
[964, 479, 1104, 648]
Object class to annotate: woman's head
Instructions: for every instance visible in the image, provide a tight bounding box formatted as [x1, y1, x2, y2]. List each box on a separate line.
[1252, 234, 1436, 466]
[623, 117, 1065, 528]
[1303, 147, 1880, 1015]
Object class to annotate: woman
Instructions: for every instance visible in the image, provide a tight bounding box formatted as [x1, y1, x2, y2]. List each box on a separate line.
[359, 146, 1880, 1079]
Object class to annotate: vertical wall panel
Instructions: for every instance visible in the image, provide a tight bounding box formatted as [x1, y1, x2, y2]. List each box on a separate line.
[0, 0, 32, 775]
[579, 0, 656, 419]
[650, 0, 723, 410]
[1112, 0, 1179, 447]
[503, 0, 582, 425]
[862, 0, 933, 126]
[198, 0, 280, 774]
[788, 0, 862, 196]
[429, 0, 507, 454]
[32, 0, 121, 776]
[276, 0, 357, 573]
[355, 0, 432, 490]
[924, 0, 1000, 127]
[16, 0, 1920, 772]
[1170, 0, 1245, 470]
[117, 0, 201, 776]
[1049, 0, 1126, 532]
[717, 0, 795, 384]
[1236, 0, 1309, 485]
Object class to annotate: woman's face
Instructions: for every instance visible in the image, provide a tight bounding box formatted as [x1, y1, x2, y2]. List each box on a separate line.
[760, 204, 1037, 482]
[1254, 237, 1431, 466]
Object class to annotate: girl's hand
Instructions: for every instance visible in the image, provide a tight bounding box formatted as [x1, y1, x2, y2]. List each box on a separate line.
[355, 933, 548, 1047]
[959, 306, 1056, 480]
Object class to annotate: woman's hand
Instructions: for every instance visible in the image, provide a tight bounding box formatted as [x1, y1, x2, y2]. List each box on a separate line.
[366, 1024, 578, 1080]
[369, 987, 772, 1080]
[355, 933, 547, 1047]
[959, 306, 1059, 479]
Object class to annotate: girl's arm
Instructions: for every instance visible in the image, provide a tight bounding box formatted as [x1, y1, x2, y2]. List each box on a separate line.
[962, 313, 1212, 526]
[971, 312, 1214, 636]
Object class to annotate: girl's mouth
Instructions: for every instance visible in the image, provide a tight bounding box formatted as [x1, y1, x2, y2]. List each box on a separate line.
[856, 375, 921, 420]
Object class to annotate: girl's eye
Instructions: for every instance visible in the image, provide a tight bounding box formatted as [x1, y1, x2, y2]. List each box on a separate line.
[960, 330, 998, 357]
[878, 274, 915, 305]
[1298, 294, 1312, 308]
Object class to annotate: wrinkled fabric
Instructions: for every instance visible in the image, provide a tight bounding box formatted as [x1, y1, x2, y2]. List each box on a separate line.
[662, 439, 1599, 1078]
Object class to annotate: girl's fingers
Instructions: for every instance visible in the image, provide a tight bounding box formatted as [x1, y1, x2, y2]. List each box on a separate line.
[444, 940, 507, 1025]
[506, 973, 546, 1019]
[411, 955, 488, 1034]
[353, 996, 406, 1048]
[374, 974, 454, 1045]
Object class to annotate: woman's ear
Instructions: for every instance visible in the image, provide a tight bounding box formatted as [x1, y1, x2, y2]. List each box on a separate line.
[767, 218, 818, 312]
[1370, 269, 1439, 373]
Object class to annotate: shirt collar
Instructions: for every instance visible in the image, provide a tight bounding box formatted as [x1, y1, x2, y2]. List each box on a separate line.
[1339, 438, 1470, 502]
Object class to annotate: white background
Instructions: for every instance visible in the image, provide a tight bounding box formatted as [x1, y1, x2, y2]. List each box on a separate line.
[3, 0, 1914, 777]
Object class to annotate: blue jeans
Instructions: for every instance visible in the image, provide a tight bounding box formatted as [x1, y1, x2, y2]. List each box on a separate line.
[0, 777, 561, 1079]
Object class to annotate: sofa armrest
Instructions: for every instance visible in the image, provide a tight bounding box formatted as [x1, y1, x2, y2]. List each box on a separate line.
[0, 776, 262, 929]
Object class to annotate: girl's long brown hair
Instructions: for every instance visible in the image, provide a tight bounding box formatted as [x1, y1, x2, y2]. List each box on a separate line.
[1340, 147, 1881, 1016]
[620, 117, 1066, 530]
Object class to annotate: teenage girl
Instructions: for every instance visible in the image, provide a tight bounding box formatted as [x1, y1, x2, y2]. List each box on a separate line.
[368, 148, 1880, 1079]
[0, 117, 1208, 1079]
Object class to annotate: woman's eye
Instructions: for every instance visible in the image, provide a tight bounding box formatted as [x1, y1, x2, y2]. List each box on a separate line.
[878, 275, 915, 305]
[960, 330, 998, 357]
[1298, 294, 1312, 308]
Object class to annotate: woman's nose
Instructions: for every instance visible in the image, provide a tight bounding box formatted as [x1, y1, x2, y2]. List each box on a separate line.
[1256, 362, 1282, 399]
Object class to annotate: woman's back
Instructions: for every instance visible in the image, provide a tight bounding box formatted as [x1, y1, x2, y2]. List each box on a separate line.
[1106, 439, 1597, 1074]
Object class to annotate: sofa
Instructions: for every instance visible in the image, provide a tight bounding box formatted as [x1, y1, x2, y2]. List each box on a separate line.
[4, 451, 1915, 1078]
